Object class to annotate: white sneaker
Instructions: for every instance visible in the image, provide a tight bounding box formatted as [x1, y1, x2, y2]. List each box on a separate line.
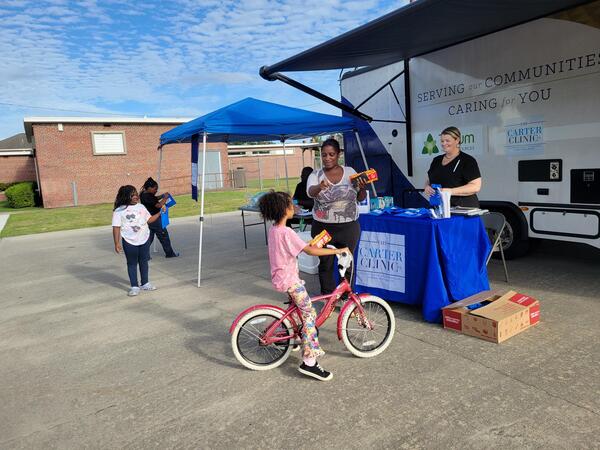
[128, 286, 141, 296]
[140, 283, 157, 291]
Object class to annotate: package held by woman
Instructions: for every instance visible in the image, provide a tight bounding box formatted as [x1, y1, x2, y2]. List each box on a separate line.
[350, 168, 378, 188]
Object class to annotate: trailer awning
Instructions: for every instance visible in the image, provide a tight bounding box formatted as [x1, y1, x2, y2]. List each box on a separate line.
[260, 0, 594, 76]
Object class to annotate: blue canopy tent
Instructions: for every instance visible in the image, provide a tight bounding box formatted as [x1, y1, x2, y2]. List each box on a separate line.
[158, 97, 368, 286]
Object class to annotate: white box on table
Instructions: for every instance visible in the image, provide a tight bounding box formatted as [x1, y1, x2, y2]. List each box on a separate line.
[296, 230, 319, 274]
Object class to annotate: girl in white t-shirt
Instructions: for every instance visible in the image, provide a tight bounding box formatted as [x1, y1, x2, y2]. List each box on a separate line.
[112, 185, 163, 296]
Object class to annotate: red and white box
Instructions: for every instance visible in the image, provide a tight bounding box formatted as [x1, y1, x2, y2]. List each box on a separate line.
[442, 290, 540, 343]
[309, 229, 332, 248]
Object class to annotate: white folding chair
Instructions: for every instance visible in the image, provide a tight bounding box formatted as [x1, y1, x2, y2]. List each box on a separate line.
[481, 212, 509, 282]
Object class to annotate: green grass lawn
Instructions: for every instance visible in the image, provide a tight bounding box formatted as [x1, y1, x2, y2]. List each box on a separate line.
[0, 177, 298, 238]
[0, 202, 38, 214]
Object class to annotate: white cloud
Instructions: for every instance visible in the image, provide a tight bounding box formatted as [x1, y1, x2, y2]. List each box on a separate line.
[1, 0, 30, 7]
[0, 0, 409, 137]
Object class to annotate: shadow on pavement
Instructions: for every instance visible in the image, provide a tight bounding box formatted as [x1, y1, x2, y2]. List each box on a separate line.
[128, 299, 242, 370]
[65, 264, 129, 289]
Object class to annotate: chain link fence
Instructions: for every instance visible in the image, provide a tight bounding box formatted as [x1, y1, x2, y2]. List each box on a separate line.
[160, 150, 330, 194]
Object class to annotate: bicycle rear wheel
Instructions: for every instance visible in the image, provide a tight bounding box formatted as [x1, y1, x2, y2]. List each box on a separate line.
[340, 295, 395, 358]
[231, 308, 294, 371]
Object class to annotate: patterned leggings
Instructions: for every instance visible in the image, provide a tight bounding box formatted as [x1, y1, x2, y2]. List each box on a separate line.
[287, 283, 324, 360]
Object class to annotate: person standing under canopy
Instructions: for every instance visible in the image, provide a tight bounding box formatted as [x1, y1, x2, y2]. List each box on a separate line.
[307, 138, 368, 294]
[293, 167, 315, 210]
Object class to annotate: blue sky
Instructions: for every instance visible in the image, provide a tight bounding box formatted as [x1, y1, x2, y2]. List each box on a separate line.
[0, 0, 408, 139]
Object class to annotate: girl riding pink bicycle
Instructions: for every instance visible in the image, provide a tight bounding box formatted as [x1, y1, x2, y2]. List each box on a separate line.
[230, 191, 395, 380]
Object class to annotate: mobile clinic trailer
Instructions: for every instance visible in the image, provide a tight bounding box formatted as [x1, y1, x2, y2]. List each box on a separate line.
[260, 0, 600, 258]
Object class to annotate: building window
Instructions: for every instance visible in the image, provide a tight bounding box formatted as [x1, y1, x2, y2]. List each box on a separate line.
[91, 131, 127, 155]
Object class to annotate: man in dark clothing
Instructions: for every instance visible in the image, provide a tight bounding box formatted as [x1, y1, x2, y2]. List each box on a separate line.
[293, 167, 315, 210]
[286, 166, 314, 229]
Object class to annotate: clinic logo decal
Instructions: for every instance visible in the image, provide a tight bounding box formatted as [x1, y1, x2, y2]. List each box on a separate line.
[422, 134, 439, 155]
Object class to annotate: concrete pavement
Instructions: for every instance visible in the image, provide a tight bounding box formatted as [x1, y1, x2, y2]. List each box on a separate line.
[0, 211, 599, 449]
[0, 213, 9, 234]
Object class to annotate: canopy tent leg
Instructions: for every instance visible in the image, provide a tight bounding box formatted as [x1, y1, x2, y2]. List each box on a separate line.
[198, 132, 207, 287]
[153, 146, 164, 254]
[354, 130, 377, 198]
[257, 158, 263, 190]
[282, 139, 290, 192]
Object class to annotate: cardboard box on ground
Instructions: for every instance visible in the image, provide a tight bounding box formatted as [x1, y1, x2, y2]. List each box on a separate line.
[442, 290, 540, 343]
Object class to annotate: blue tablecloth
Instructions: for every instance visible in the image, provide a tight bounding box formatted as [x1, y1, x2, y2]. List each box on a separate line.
[355, 213, 491, 323]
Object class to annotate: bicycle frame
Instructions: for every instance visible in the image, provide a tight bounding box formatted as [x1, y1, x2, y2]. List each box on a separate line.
[229, 277, 372, 347]
[229, 246, 380, 350]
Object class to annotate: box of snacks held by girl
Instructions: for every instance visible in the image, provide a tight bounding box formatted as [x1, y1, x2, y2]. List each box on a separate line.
[309, 230, 332, 248]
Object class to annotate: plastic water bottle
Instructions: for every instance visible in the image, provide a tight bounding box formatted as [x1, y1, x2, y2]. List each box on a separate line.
[429, 184, 442, 205]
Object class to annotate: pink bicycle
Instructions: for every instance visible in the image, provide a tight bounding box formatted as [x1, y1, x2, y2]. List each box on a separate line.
[230, 249, 395, 370]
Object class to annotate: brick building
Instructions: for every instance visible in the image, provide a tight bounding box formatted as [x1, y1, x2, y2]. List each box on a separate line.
[0, 133, 36, 182]
[0, 149, 36, 186]
[13, 118, 325, 208]
[0, 133, 37, 202]
[24, 117, 230, 208]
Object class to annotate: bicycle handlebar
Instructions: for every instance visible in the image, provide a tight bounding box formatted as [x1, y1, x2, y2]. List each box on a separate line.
[326, 245, 353, 277]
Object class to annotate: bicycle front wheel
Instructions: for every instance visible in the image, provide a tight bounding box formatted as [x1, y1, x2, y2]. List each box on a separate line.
[231, 308, 294, 371]
[340, 296, 395, 358]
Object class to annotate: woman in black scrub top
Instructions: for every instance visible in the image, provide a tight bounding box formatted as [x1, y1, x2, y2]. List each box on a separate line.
[424, 126, 482, 207]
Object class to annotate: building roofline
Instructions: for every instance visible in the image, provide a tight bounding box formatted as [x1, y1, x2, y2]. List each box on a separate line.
[0, 149, 33, 156]
[23, 116, 193, 125]
[23, 116, 194, 142]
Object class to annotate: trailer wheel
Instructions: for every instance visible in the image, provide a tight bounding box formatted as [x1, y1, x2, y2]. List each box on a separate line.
[495, 209, 529, 259]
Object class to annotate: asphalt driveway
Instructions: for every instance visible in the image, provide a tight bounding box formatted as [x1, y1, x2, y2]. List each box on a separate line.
[0, 211, 599, 448]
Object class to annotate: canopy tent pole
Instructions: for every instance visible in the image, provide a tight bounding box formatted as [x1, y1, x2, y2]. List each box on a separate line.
[282, 138, 290, 192]
[197, 132, 207, 287]
[156, 145, 163, 183]
[153, 145, 164, 254]
[354, 130, 377, 197]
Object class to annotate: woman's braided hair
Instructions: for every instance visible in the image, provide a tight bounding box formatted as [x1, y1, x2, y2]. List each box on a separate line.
[257, 190, 292, 223]
[141, 177, 158, 192]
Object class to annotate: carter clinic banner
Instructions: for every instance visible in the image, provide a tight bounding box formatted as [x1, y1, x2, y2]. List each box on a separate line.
[354, 214, 491, 323]
[356, 231, 406, 292]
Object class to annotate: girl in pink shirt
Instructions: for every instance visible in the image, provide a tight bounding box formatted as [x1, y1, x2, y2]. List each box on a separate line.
[258, 191, 348, 381]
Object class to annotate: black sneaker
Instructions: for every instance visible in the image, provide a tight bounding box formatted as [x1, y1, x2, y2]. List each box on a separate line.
[298, 362, 333, 381]
[166, 252, 180, 258]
